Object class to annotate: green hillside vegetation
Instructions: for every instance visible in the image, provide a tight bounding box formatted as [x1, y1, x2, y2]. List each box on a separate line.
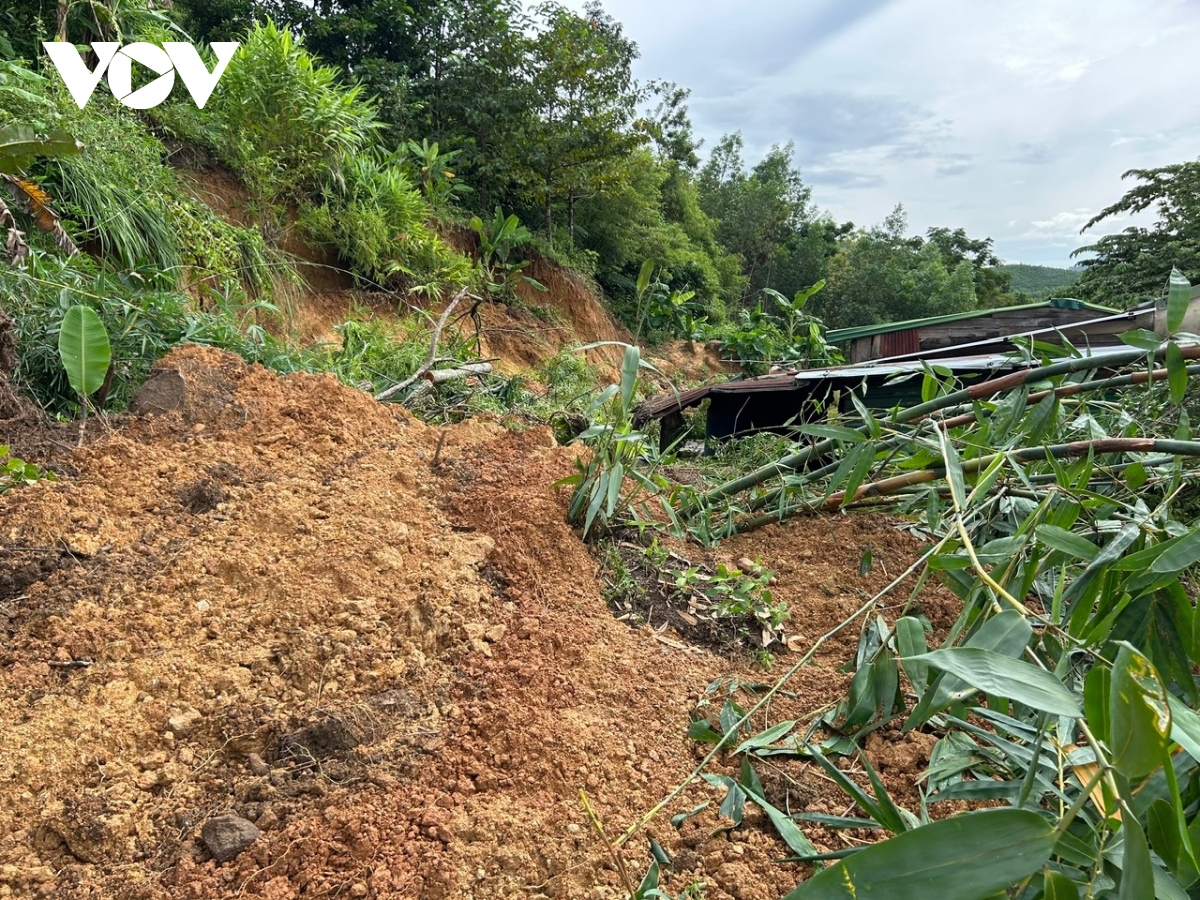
[997, 262, 1081, 300]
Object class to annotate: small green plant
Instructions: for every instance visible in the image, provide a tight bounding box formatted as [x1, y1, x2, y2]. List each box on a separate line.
[669, 558, 787, 642]
[396, 138, 471, 208]
[751, 649, 776, 672]
[0, 444, 53, 493]
[470, 207, 545, 299]
[705, 283, 841, 375]
[58, 303, 111, 426]
[558, 343, 665, 538]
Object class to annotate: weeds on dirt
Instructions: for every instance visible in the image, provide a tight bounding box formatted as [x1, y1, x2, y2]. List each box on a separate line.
[0, 444, 52, 493]
[669, 559, 787, 646]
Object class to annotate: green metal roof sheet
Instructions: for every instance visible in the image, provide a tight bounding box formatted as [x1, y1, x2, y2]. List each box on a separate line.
[825, 297, 1119, 344]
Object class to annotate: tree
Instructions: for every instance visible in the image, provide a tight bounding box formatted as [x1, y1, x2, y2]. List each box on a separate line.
[524, 1, 645, 247]
[813, 205, 977, 329]
[697, 134, 813, 302]
[643, 80, 700, 171]
[1073, 158, 1200, 307]
[926, 226, 1011, 307]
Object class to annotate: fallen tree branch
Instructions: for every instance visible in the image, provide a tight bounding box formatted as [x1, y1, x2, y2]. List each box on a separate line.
[424, 362, 493, 385]
[375, 288, 473, 402]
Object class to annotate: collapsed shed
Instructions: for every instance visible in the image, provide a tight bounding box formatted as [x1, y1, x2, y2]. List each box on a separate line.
[637, 291, 1200, 448]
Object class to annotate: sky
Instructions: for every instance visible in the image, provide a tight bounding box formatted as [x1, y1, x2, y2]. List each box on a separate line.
[560, 0, 1200, 268]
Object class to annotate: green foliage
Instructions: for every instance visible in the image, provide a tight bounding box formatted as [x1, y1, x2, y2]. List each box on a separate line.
[0, 444, 53, 493]
[195, 21, 380, 207]
[152, 20, 472, 293]
[398, 138, 472, 209]
[669, 559, 787, 642]
[812, 205, 979, 330]
[558, 343, 668, 538]
[669, 295, 1200, 897]
[0, 64, 277, 294]
[705, 284, 842, 375]
[1075, 158, 1200, 307]
[4, 249, 313, 414]
[698, 134, 814, 302]
[57, 303, 110, 401]
[469, 207, 543, 298]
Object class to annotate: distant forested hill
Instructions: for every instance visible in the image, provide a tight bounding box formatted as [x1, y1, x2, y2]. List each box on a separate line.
[999, 264, 1082, 300]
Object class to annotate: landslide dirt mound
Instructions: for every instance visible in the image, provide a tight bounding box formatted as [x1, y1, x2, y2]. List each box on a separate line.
[0, 347, 955, 900]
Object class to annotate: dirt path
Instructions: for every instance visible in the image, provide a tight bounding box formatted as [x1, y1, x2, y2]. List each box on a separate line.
[0, 347, 952, 899]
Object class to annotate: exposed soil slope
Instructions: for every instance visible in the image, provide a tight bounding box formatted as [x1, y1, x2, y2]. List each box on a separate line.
[0, 347, 950, 899]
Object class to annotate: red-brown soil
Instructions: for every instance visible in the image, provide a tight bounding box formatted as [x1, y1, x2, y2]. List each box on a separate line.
[0, 347, 955, 899]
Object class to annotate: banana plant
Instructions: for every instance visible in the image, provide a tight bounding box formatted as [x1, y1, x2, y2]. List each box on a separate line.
[58, 304, 111, 435]
[0, 124, 83, 263]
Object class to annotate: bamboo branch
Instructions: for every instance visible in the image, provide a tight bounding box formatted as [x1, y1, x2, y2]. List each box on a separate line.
[684, 343, 1200, 518]
[730, 439, 1200, 533]
[375, 288, 473, 402]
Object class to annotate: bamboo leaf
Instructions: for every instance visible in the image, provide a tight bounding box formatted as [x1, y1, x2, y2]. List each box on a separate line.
[1084, 664, 1112, 745]
[634, 860, 660, 899]
[1118, 807, 1154, 900]
[1121, 329, 1165, 351]
[57, 305, 111, 399]
[939, 431, 966, 510]
[734, 720, 797, 755]
[781, 808, 1055, 900]
[619, 344, 640, 412]
[860, 751, 908, 833]
[1126, 462, 1148, 491]
[1167, 268, 1192, 334]
[702, 773, 745, 825]
[808, 748, 889, 826]
[895, 617, 929, 700]
[741, 774, 820, 858]
[1035, 525, 1100, 561]
[907, 649, 1081, 717]
[1166, 695, 1200, 763]
[1042, 869, 1080, 900]
[1150, 529, 1200, 574]
[840, 444, 877, 508]
[798, 424, 864, 444]
[1109, 643, 1170, 780]
[670, 801, 710, 828]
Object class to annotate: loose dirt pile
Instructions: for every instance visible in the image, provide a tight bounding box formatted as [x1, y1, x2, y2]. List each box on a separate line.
[0, 346, 954, 899]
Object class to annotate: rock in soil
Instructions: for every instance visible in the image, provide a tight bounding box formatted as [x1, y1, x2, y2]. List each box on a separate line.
[201, 814, 261, 862]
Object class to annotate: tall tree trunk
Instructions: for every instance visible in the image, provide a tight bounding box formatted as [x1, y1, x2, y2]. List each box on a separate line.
[544, 185, 553, 248]
[568, 188, 576, 244]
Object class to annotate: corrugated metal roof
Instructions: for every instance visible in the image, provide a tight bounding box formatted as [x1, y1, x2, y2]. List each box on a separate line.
[633, 343, 1139, 424]
[825, 297, 1117, 344]
[789, 344, 1135, 382]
